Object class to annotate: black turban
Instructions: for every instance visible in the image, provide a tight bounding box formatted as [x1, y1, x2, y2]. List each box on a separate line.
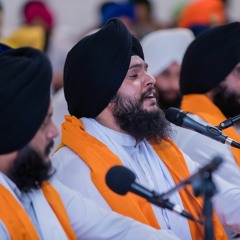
[180, 22, 240, 95]
[0, 43, 11, 55]
[0, 46, 52, 154]
[64, 18, 144, 118]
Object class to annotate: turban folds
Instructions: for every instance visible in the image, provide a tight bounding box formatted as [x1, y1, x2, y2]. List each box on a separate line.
[0, 43, 11, 55]
[180, 22, 240, 95]
[64, 18, 144, 118]
[0, 46, 52, 154]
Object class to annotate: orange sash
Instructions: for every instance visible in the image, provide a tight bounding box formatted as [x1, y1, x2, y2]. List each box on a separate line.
[42, 182, 77, 240]
[0, 182, 77, 240]
[181, 94, 240, 167]
[57, 115, 227, 239]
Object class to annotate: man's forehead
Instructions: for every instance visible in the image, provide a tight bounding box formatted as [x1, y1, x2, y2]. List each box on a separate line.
[129, 55, 147, 69]
[130, 55, 143, 63]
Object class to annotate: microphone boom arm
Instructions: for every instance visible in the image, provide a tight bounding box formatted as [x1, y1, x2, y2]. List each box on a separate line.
[160, 156, 223, 199]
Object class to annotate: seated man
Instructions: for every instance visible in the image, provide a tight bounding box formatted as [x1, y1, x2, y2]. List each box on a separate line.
[174, 22, 240, 187]
[141, 28, 194, 111]
[52, 18, 240, 239]
[0, 45, 179, 239]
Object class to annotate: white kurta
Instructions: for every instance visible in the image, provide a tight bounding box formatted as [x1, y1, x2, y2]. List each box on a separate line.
[172, 114, 240, 187]
[52, 117, 240, 238]
[0, 172, 180, 240]
[54, 117, 193, 239]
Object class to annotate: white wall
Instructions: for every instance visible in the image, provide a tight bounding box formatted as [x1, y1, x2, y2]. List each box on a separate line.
[2, 0, 109, 37]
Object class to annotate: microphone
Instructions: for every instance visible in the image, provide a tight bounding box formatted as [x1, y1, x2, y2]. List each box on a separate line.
[106, 165, 202, 223]
[165, 107, 240, 148]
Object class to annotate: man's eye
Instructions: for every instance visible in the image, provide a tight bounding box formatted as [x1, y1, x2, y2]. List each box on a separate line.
[129, 74, 137, 78]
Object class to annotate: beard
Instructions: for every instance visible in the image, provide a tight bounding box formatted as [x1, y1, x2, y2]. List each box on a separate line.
[156, 89, 182, 111]
[212, 86, 240, 118]
[8, 142, 55, 192]
[112, 87, 172, 144]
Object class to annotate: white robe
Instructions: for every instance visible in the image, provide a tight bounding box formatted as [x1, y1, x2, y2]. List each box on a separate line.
[0, 172, 179, 240]
[0, 173, 68, 240]
[53, 118, 194, 239]
[52, 117, 240, 238]
[172, 114, 240, 187]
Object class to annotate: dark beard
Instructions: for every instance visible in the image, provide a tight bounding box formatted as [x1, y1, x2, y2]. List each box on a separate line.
[8, 145, 54, 192]
[157, 89, 182, 111]
[112, 91, 172, 144]
[212, 86, 240, 118]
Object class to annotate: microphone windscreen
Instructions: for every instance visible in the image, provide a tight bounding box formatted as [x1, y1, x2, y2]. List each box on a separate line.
[106, 165, 135, 195]
[165, 107, 186, 126]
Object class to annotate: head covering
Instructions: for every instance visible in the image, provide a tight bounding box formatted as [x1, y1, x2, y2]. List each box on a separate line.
[64, 18, 144, 118]
[0, 45, 52, 154]
[23, 1, 54, 31]
[178, 0, 225, 28]
[141, 28, 194, 77]
[189, 24, 210, 37]
[100, 2, 135, 26]
[0, 42, 11, 55]
[180, 22, 240, 95]
[1, 26, 45, 50]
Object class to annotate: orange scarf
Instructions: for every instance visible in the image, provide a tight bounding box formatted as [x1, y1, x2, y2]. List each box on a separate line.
[57, 115, 226, 239]
[0, 182, 77, 240]
[181, 94, 240, 167]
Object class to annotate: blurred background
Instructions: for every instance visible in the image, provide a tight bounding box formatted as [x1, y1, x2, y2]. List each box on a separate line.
[1, 0, 240, 38]
[1, 0, 239, 147]
[1, 0, 239, 98]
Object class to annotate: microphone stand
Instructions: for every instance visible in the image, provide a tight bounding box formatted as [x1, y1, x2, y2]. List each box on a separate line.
[215, 115, 240, 149]
[217, 114, 240, 130]
[147, 190, 203, 224]
[192, 170, 216, 240]
[160, 156, 223, 240]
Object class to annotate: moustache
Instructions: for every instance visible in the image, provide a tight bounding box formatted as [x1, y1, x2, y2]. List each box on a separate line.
[140, 86, 158, 102]
[45, 140, 54, 157]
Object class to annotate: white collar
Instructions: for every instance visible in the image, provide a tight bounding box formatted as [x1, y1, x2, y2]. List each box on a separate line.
[82, 117, 140, 147]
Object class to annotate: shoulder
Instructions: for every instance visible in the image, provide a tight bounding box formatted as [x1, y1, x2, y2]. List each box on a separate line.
[51, 145, 90, 177]
[52, 146, 80, 165]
